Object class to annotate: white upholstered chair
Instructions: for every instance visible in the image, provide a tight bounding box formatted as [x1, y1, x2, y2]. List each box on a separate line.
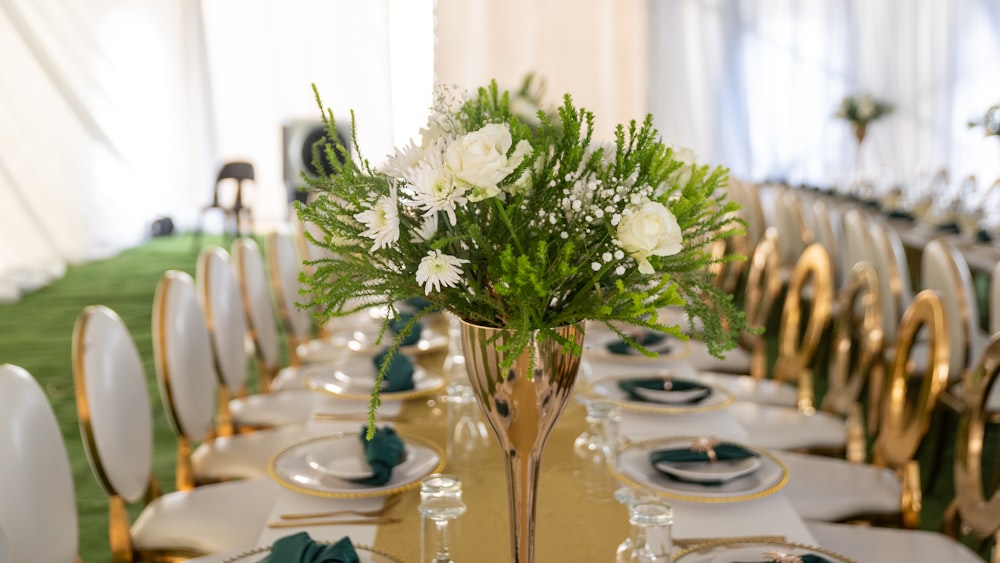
[73, 305, 279, 561]
[867, 219, 914, 347]
[771, 187, 812, 270]
[777, 289, 950, 528]
[838, 208, 873, 288]
[991, 258, 1000, 336]
[0, 364, 79, 563]
[197, 246, 329, 432]
[153, 270, 304, 490]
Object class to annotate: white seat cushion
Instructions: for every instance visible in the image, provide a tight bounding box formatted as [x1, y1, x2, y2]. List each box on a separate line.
[131, 477, 280, 555]
[806, 521, 983, 562]
[775, 450, 901, 521]
[191, 424, 305, 482]
[229, 388, 330, 428]
[729, 403, 845, 451]
[269, 365, 309, 391]
[695, 372, 798, 408]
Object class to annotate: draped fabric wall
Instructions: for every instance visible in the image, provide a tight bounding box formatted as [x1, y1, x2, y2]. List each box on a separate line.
[649, 0, 1000, 191]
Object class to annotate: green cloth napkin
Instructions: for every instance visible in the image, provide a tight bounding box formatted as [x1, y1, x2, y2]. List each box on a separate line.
[373, 349, 415, 392]
[388, 312, 422, 346]
[404, 296, 437, 313]
[606, 331, 670, 355]
[732, 555, 830, 563]
[355, 426, 406, 486]
[617, 377, 711, 403]
[258, 532, 360, 563]
[650, 443, 759, 485]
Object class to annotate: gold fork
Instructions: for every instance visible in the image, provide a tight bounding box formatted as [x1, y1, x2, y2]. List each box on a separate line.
[279, 494, 402, 520]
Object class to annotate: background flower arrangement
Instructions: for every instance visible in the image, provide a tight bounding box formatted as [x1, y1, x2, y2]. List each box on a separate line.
[835, 92, 894, 128]
[968, 103, 1000, 137]
[297, 81, 747, 422]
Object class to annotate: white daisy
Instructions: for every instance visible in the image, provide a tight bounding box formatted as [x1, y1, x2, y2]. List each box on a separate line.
[407, 142, 468, 225]
[382, 138, 424, 179]
[353, 186, 400, 251]
[410, 213, 439, 243]
[416, 250, 468, 294]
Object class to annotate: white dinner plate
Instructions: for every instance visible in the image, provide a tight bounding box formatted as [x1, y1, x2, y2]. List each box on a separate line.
[304, 356, 445, 401]
[653, 456, 762, 484]
[633, 385, 712, 404]
[614, 437, 787, 503]
[589, 375, 732, 414]
[672, 539, 854, 563]
[223, 543, 403, 563]
[305, 440, 408, 481]
[325, 324, 449, 355]
[269, 433, 444, 498]
[584, 332, 692, 362]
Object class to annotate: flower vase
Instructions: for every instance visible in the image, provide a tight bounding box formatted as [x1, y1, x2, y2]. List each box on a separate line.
[851, 122, 868, 197]
[459, 320, 585, 563]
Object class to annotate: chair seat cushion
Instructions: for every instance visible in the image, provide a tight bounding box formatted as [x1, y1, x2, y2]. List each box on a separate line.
[230, 389, 329, 428]
[806, 521, 983, 562]
[131, 477, 280, 554]
[191, 424, 305, 482]
[729, 403, 845, 451]
[776, 450, 901, 521]
[270, 365, 309, 391]
[696, 372, 798, 408]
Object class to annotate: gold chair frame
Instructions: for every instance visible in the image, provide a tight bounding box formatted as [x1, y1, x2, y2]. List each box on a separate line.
[742, 228, 783, 380]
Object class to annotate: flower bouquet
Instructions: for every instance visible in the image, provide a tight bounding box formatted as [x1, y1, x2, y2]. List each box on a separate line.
[835, 93, 894, 145]
[968, 104, 1000, 137]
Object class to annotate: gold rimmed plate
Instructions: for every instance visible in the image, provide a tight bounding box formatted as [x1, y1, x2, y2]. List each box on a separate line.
[673, 538, 855, 563]
[584, 332, 692, 363]
[269, 433, 445, 499]
[589, 374, 733, 414]
[304, 356, 446, 402]
[325, 325, 449, 356]
[613, 436, 788, 503]
[223, 543, 403, 563]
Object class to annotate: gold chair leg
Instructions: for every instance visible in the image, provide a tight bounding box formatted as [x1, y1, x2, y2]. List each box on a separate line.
[176, 435, 195, 491]
[900, 460, 922, 529]
[108, 495, 134, 563]
[216, 386, 234, 438]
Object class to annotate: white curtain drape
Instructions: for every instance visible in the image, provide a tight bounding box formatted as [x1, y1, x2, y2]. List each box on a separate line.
[649, 0, 1000, 190]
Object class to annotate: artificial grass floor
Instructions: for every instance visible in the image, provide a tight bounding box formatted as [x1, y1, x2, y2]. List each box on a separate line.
[0, 232, 980, 561]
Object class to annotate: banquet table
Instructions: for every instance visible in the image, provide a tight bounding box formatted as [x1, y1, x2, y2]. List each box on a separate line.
[190, 329, 819, 563]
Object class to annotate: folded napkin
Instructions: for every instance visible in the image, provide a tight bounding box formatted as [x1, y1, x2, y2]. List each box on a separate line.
[388, 312, 423, 346]
[885, 209, 915, 222]
[355, 426, 406, 486]
[937, 221, 960, 234]
[258, 532, 360, 563]
[373, 349, 415, 392]
[606, 331, 670, 355]
[650, 442, 759, 485]
[404, 296, 437, 313]
[617, 377, 711, 403]
[977, 229, 993, 243]
[732, 554, 830, 563]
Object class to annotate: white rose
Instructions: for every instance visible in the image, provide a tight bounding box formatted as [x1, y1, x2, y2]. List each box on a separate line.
[616, 201, 683, 274]
[445, 123, 527, 192]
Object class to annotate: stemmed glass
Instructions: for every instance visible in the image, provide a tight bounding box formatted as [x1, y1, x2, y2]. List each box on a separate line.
[419, 474, 467, 563]
[573, 399, 622, 502]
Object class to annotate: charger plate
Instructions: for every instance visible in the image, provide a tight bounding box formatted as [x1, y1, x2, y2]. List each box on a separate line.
[589, 375, 733, 414]
[223, 544, 402, 563]
[269, 432, 445, 499]
[673, 538, 855, 563]
[613, 436, 787, 503]
[304, 356, 446, 401]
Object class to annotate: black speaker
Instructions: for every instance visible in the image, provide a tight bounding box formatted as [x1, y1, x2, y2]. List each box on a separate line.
[282, 119, 351, 204]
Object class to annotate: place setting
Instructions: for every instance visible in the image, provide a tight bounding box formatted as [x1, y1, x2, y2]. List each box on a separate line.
[221, 531, 404, 563]
[614, 435, 788, 503]
[671, 537, 855, 563]
[588, 371, 733, 414]
[303, 350, 446, 402]
[268, 426, 445, 499]
[583, 324, 693, 364]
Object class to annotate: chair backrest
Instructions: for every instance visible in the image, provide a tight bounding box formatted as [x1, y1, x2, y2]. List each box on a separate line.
[950, 332, 1000, 543]
[772, 188, 811, 268]
[0, 364, 78, 563]
[806, 198, 841, 286]
[197, 246, 250, 396]
[232, 237, 281, 390]
[990, 259, 1000, 335]
[152, 270, 219, 490]
[72, 305, 154, 504]
[839, 208, 874, 286]
[824, 261, 883, 420]
[213, 161, 255, 209]
[921, 238, 979, 382]
[268, 231, 314, 362]
[741, 228, 783, 379]
[872, 290, 949, 531]
[774, 242, 834, 413]
[735, 180, 767, 248]
[867, 220, 913, 344]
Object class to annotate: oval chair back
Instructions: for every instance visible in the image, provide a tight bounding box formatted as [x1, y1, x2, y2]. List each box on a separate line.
[268, 231, 314, 365]
[72, 305, 155, 560]
[872, 290, 950, 529]
[232, 237, 281, 391]
[922, 238, 980, 383]
[152, 270, 219, 491]
[867, 220, 913, 344]
[741, 228, 783, 379]
[774, 242, 834, 413]
[197, 246, 250, 436]
[0, 365, 78, 563]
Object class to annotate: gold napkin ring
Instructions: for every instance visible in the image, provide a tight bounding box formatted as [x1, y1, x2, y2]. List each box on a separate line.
[690, 436, 720, 463]
[763, 551, 803, 563]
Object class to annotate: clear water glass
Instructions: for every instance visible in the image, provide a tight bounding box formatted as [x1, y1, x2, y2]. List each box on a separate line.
[419, 474, 466, 563]
[446, 382, 490, 479]
[573, 399, 621, 502]
[616, 500, 674, 563]
[441, 314, 468, 385]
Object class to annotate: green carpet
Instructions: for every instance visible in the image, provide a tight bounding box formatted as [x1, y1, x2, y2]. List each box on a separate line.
[0, 232, 984, 561]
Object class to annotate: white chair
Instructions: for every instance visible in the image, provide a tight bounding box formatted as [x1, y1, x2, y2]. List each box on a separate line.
[0, 364, 79, 563]
[839, 208, 874, 288]
[152, 270, 305, 490]
[73, 305, 280, 562]
[197, 246, 329, 432]
[771, 187, 812, 270]
[805, 198, 842, 287]
[990, 258, 1000, 336]
[867, 219, 914, 346]
[777, 290, 949, 527]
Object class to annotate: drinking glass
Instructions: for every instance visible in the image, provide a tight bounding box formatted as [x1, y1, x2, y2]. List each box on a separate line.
[616, 500, 674, 563]
[573, 399, 621, 502]
[419, 474, 467, 563]
[446, 382, 490, 480]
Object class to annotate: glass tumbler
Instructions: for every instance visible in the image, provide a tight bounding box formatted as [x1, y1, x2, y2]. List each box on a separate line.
[419, 474, 467, 563]
[445, 382, 490, 479]
[616, 500, 674, 563]
[572, 399, 621, 502]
